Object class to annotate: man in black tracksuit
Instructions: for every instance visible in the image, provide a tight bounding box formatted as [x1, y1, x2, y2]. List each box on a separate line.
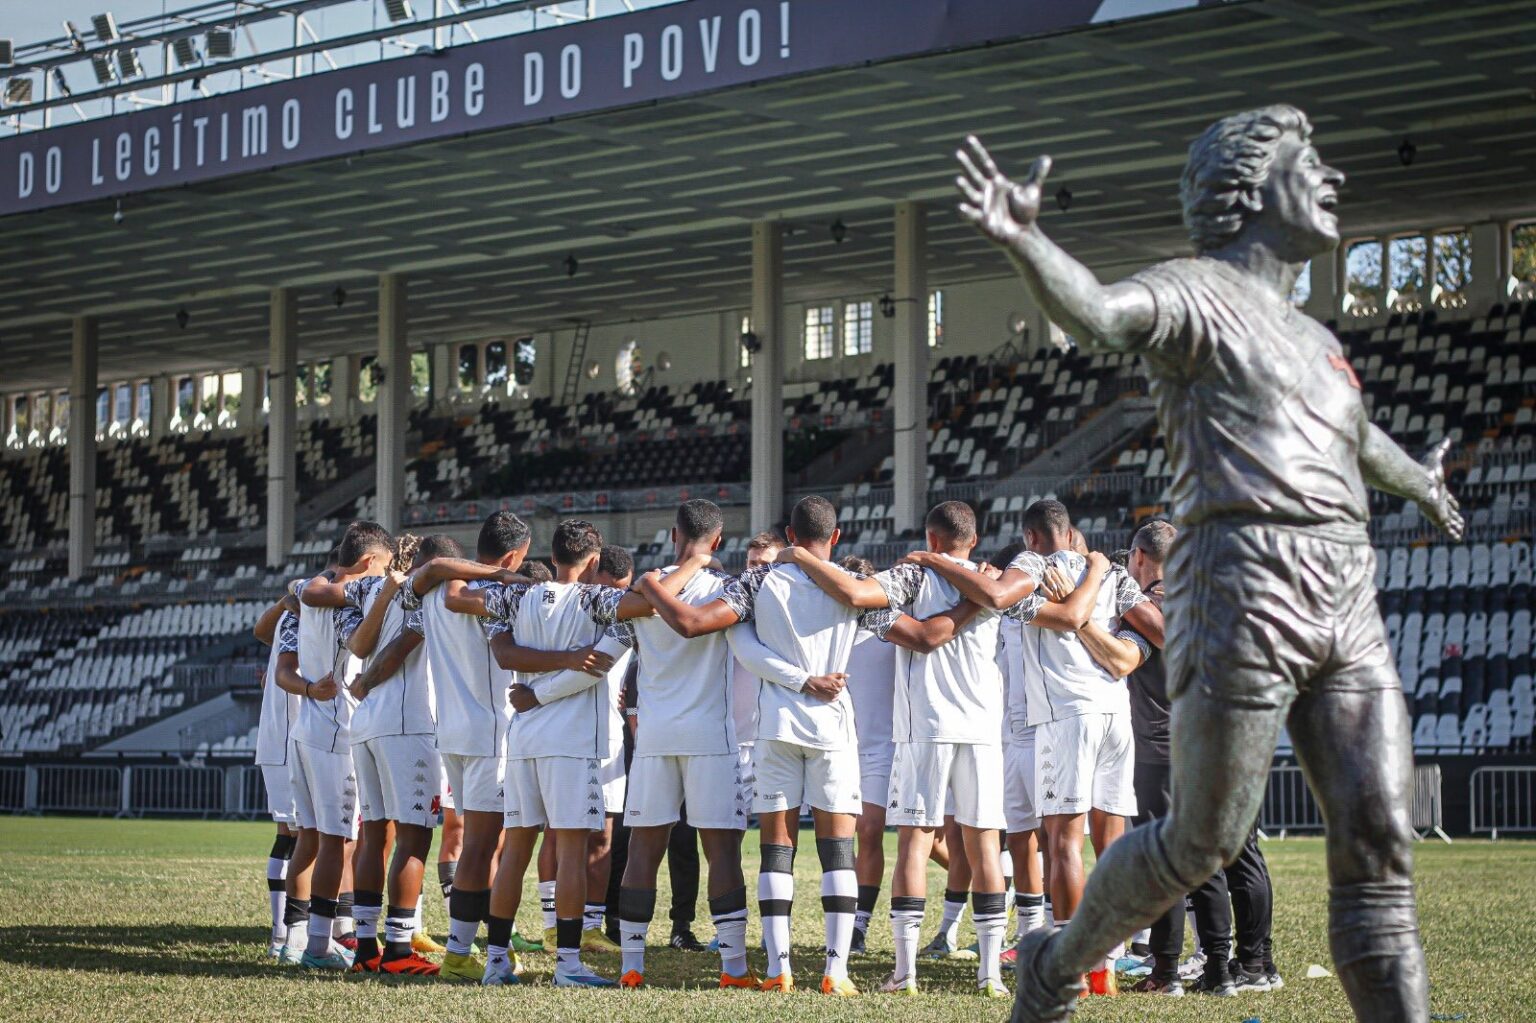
[1123, 520, 1280, 997]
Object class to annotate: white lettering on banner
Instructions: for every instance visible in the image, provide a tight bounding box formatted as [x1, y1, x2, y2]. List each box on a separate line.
[623, 33, 643, 88]
[282, 99, 302, 149]
[193, 116, 208, 166]
[661, 25, 683, 81]
[219, 112, 230, 162]
[91, 138, 104, 184]
[242, 106, 268, 158]
[336, 89, 354, 139]
[45, 147, 61, 193]
[430, 69, 450, 122]
[144, 126, 160, 176]
[524, 51, 544, 105]
[780, 2, 791, 58]
[739, 9, 760, 66]
[699, 17, 721, 73]
[398, 76, 417, 129]
[560, 44, 582, 99]
[466, 62, 485, 116]
[116, 132, 131, 182]
[367, 83, 383, 134]
[171, 113, 183, 170]
[16, 152, 32, 198]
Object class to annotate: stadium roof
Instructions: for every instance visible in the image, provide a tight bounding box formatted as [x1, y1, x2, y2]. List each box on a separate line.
[5, 0, 1536, 392]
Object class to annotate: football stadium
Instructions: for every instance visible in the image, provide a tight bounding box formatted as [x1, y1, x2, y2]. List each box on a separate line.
[1, 2, 1534, 1021]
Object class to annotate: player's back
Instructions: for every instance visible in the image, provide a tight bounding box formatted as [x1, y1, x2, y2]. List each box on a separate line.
[894, 559, 1002, 744]
[505, 581, 621, 760]
[419, 583, 509, 758]
[1019, 552, 1130, 727]
[845, 628, 896, 757]
[628, 567, 737, 756]
[255, 608, 300, 767]
[751, 563, 861, 751]
[294, 579, 361, 753]
[351, 584, 434, 743]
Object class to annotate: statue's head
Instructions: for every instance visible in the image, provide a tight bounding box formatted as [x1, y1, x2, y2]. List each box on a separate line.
[1181, 105, 1345, 260]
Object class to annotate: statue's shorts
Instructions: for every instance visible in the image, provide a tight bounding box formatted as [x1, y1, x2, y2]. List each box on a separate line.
[1163, 520, 1396, 710]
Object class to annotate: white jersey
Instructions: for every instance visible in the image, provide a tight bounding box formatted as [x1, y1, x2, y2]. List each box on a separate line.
[293, 576, 365, 753]
[730, 657, 758, 745]
[845, 628, 897, 760]
[614, 568, 739, 757]
[998, 616, 1030, 743]
[486, 580, 629, 761]
[349, 582, 435, 743]
[256, 609, 301, 766]
[411, 580, 511, 759]
[1005, 550, 1148, 727]
[874, 557, 1003, 745]
[719, 562, 883, 752]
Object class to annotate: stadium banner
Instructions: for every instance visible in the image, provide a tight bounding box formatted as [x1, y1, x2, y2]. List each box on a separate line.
[0, 0, 1220, 217]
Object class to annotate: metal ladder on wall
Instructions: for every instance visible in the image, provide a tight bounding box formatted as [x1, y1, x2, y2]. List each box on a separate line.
[559, 319, 592, 408]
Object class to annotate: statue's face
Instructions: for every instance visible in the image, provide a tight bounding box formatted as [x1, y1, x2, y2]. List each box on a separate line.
[1259, 131, 1345, 257]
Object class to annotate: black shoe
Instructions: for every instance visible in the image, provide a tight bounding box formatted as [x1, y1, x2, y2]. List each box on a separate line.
[1229, 960, 1271, 992]
[1193, 963, 1237, 997]
[1130, 942, 1152, 959]
[669, 928, 707, 952]
[1265, 964, 1284, 991]
[849, 927, 867, 956]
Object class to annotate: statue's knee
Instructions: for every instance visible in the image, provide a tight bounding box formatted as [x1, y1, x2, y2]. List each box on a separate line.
[1161, 819, 1230, 885]
[1335, 813, 1415, 884]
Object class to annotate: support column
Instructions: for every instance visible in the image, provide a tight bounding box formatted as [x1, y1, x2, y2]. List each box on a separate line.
[1468, 221, 1506, 312]
[377, 273, 409, 535]
[266, 288, 297, 568]
[749, 222, 784, 533]
[68, 316, 98, 579]
[331, 354, 357, 419]
[892, 200, 929, 535]
[148, 374, 171, 439]
[237, 366, 261, 432]
[1304, 249, 1341, 322]
[431, 342, 455, 402]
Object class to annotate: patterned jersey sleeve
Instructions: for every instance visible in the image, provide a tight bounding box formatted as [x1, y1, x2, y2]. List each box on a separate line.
[480, 582, 528, 638]
[1111, 566, 1150, 616]
[1113, 624, 1152, 667]
[404, 607, 425, 637]
[580, 584, 626, 628]
[873, 562, 922, 610]
[275, 611, 299, 654]
[605, 622, 636, 649]
[718, 566, 769, 624]
[334, 576, 378, 642]
[1003, 591, 1046, 624]
[858, 605, 900, 640]
[1005, 549, 1048, 587]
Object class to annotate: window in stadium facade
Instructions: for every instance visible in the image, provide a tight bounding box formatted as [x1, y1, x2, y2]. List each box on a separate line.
[1344, 238, 1384, 314]
[484, 341, 509, 390]
[411, 351, 432, 397]
[804, 304, 835, 360]
[844, 300, 873, 356]
[359, 356, 378, 403]
[929, 290, 944, 347]
[1512, 222, 1536, 294]
[739, 315, 752, 368]
[1433, 229, 1472, 307]
[458, 344, 480, 391]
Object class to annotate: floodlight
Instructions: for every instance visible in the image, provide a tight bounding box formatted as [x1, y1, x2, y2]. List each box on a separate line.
[206, 28, 234, 59]
[90, 51, 115, 84]
[383, 0, 415, 23]
[3, 78, 33, 106]
[91, 12, 119, 43]
[0, 39, 12, 66]
[51, 68, 70, 97]
[62, 21, 86, 52]
[172, 36, 199, 67]
[116, 47, 142, 79]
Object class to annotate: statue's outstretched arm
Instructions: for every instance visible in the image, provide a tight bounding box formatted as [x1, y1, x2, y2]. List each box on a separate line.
[956, 136, 1157, 353]
[1359, 428, 1464, 541]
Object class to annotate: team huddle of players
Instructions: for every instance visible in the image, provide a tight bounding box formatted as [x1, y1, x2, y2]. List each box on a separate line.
[252, 493, 1184, 996]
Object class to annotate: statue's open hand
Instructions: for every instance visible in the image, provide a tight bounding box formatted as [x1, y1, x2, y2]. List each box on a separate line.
[1419, 438, 1464, 541]
[956, 136, 1050, 249]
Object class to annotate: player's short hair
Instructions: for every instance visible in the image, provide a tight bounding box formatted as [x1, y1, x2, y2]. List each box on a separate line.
[338, 520, 394, 566]
[746, 530, 785, 553]
[598, 544, 634, 582]
[1182, 104, 1313, 253]
[926, 500, 977, 543]
[1110, 548, 1131, 569]
[839, 555, 876, 577]
[676, 499, 724, 543]
[991, 541, 1025, 571]
[551, 519, 603, 566]
[416, 534, 464, 567]
[477, 510, 531, 560]
[1132, 519, 1178, 564]
[324, 545, 342, 569]
[1022, 499, 1072, 541]
[523, 560, 554, 583]
[790, 495, 838, 544]
[1068, 527, 1089, 555]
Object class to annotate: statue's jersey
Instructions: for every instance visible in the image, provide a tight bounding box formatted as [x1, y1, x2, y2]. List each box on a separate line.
[1129, 257, 1370, 532]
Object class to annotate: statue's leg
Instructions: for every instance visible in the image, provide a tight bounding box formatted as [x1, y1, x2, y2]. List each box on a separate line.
[1289, 685, 1428, 1023]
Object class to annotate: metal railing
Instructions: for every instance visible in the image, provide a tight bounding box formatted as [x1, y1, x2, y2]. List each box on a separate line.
[1470, 766, 1536, 839]
[1259, 765, 1324, 835]
[1, 763, 273, 819]
[31, 764, 127, 815]
[128, 765, 227, 815]
[1412, 764, 1451, 843]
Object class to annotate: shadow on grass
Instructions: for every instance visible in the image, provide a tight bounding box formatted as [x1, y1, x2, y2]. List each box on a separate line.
[6, 925, 319, 979]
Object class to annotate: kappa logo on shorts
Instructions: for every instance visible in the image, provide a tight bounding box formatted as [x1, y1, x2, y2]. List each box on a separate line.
[413, 803, 425, 812]
[413, 788, 425, 797]
[1044, 790, 1056, 801]
[586, 807, 601, 816]
[414, 759, 428, 769]
[414, 773, 427, 784]
[889, 799, 898, 809]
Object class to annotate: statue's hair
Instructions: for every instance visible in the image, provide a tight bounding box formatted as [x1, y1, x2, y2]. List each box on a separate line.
[1181, 105, 1312, 253]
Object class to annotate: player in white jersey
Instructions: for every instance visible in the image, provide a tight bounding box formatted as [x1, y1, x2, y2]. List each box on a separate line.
[403, 511, 533, 982]
[913, 499, 1160, 995]
[641, 496, 976, 995]
[335, 533, 454, 977]
[727, 532, 789, 829]
[282, 522, 393, 970]
[594, 503, 805, 990]
[252, 591, 302, 957]
[784, 502, 1008, 997]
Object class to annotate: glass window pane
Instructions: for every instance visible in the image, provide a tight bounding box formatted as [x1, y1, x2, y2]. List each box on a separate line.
[928, 290, 944, 347]
[411, 351, 431, 396]
[1512, 222, 1536, 286]
[1433, 230, 1472, 294]
[12, 396, 27, 437]
[96, 387, 110, 425]
[359, 357, 378, 404]
[294, 364, 310, 407]
[485, 341, 508, 389]
[804, 306, 835, 360]
[1345, 239, 1383, 304]
[843, 301, 872, 356]
[312, 362, 332, 406]
[1388, 235, 1427, 293]
[458, 344, 478, 391]
[739, 315, 752, 368]
[54, 392, 69, 433]
[35, 394, 51, 433]
[176, 377, 195, 421]
[513, 338, 537, 387]
[115, 382, 132, 424]
[136, 381, 151, 423]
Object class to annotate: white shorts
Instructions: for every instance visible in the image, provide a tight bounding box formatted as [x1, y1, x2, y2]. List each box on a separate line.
[753, 738, 862, 817]
[354, 734, 441, 828]
[859, 750, 894, 810]
[261, 764, 296, 824]
[1004, 731, 1040, 834]
[887, 740, 1006, 830]
[737, 745, 756, 809]
[503, 754, 623, 831]
[627, 752, 748, 830]
[439, 760, 455, 812]
[1036, 712, 1137, 818]
[289, 738, 359, 839]
[440, 751, 504, 815]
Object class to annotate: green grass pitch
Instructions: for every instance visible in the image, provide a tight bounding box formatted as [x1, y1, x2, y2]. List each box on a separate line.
[0, 817, 1531, 1022]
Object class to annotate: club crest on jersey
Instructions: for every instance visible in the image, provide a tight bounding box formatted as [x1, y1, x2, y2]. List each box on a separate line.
[542, 589, 557, 604]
